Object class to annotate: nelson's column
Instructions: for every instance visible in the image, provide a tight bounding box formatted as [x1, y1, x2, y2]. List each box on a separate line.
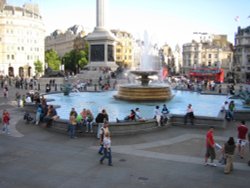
[86, 0, 118, 71]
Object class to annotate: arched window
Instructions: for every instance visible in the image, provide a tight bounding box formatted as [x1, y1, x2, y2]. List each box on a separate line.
[28, 67, 32, 77]
[19, 67, 24, 77]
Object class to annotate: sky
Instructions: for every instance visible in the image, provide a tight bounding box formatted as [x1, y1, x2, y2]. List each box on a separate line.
[7, 0, 250, 48]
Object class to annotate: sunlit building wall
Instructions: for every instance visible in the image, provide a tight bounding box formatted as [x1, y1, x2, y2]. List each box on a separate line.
[0, 1, 45, 77]
[234, 26, 250, 82]
[111, 29, 134, 68]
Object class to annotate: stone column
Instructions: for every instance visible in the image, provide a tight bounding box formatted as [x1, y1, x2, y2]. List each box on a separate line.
[96, 0, 105, 29]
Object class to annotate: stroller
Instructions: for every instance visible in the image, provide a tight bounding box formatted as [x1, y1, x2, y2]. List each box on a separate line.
[23, 112, 33, 124]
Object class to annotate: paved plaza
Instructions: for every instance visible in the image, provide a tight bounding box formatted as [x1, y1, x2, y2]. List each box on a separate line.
[0, 86, 249, 188]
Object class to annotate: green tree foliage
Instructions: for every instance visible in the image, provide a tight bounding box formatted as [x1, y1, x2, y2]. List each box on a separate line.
[63, 47, 89, 73]
[45, 49, 61, 71]
[34, 60, 43, 75]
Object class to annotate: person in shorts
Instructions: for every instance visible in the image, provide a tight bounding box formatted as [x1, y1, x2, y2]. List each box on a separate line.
[237, 121, 248, 159]
[204, 126, 216, 166]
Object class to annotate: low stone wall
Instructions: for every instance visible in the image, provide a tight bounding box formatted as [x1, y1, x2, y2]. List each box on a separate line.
[234, 110, 250, 121]
[23, 102, 59, 113]
[170, 114, 226, 129]
[23, 104, 227, 137]
[40, 118, 163, 137]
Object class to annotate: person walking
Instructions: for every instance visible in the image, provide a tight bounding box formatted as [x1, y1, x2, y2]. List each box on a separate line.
[98, 122, 109, 155]
[237, 121, 248, 159]
[204, 126, 216, 166]
[222, 137, 236, 174]
[2, 109, 10, 134]
[100, 131, 112, 166]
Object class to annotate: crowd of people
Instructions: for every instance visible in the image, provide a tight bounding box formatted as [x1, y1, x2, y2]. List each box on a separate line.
[1, 74, 250, 170]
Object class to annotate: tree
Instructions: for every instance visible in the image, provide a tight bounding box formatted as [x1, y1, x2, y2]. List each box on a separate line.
[45, 49, 61, 71]
[34, 60, 43, 75]
[63, 48, 88, 73]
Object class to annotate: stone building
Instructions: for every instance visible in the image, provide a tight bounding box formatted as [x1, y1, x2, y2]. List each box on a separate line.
[45, 25, 85, 57]
[182, 35, 233, 81]
[0, 0, 45, 77]
[111, 29, 133, 68]
[234, 26, 250, 82]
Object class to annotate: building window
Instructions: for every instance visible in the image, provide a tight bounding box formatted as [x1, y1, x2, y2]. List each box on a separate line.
[247, 55, 250, 64]
[214, 54, 218, 58]
[208, 62, 211, 66]
[7, 55, 10, 60]
[11, 55, 14, 60]
[208, 54, 212, 58]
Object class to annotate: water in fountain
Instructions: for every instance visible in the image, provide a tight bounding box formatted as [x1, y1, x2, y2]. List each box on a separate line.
[140, 30, 157, 71]
[114, 31, 172, 101]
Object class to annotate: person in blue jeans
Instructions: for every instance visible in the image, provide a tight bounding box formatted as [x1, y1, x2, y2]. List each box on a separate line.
[100, 131, 112, 166]
[69, 114, 77, 139]
[98, 122, 109, 155]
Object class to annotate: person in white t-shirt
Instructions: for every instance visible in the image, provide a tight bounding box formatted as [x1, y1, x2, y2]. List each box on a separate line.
[184, 104, 194, 125]
[154, 106, 162, 127]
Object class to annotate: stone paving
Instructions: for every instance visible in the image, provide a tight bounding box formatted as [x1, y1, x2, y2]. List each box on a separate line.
[0, 85, 250, 188]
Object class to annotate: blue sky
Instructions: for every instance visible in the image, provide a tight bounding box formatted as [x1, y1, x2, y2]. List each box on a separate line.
[7, 0, 250, 47]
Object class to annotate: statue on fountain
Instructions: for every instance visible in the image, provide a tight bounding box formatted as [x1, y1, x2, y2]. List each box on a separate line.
[230, 89, 250, 106]
[61, 81, 72, 96]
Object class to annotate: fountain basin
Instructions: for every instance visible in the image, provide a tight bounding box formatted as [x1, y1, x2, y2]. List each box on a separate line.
[114, 84, 172, 101]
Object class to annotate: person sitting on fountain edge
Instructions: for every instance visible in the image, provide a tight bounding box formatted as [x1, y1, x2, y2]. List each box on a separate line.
[116, 109, 136, 122]
[184, 104, 195, 125]
[135, 108, 145, 121]
[161, 104, 170, 124]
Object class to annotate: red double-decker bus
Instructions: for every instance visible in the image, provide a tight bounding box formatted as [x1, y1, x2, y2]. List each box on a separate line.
[189, 68, 224, 83]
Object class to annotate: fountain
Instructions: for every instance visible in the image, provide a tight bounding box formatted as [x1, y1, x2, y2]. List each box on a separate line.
[114, 31, 172, 102]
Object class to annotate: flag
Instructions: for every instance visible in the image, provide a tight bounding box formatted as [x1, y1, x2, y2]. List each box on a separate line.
[234, 16, 239, 22]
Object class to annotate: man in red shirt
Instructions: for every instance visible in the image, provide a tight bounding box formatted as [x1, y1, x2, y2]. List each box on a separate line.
[205, 126, 216, 166]
[237, 121, 248, 159]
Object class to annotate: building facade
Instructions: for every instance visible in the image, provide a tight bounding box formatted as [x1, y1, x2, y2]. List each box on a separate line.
[0, 1, 45, 77]
[182, 35, 233, 81]
[111, 29, 134, 68]
[45, 25, 85, 57]
[234, 26, 250, 82]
